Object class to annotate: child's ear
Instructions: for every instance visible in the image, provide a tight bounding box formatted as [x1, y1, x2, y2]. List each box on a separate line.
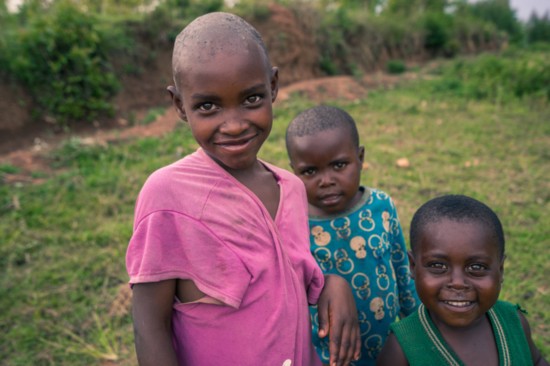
[408, 250, 416, 279]
[358, 146, 365, 164]
[167, 85, 187, 122]
[270, 67, 279, 103]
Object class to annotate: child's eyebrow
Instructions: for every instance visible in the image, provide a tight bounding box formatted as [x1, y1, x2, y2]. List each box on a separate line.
[422, 252, 494, 262]
[190, 93, 221, 102]
[239, 83, 268, 97]
[465, 254, 493, 262]
[190, 83, 267, 102]
[330, 156, 350, 163]
[293, 162, 316, 171]
[294, 162, 313, 168]
[422, 252, 448, 259]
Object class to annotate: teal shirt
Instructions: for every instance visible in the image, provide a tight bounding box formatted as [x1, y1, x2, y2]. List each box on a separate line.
[391, 301, 533, 366]
[309, 187, 419, 365]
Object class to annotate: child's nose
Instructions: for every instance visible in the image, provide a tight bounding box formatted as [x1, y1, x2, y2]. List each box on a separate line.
[318, 171, 335, 187]
[447, 268, 469, 289]
[220, 110, 247, 134]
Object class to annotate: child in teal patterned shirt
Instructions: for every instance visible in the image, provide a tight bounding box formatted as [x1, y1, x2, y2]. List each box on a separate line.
[286, 105, 419, 365]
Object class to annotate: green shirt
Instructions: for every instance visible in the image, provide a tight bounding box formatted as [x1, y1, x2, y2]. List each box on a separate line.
[390, 300, 533, 366]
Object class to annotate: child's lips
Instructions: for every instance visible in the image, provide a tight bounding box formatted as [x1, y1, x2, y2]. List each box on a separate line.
[442, 300, 475, 312]
[215, 134, 256, 149]
[319, 193, 342, 206]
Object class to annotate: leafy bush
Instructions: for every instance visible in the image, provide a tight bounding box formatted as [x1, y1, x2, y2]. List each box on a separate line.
[421, 12, 454, 56]
[316, 6, 354, 75]
[387, 59, 406, 74]
[526, 12, 550, 45]
[1, 0, 119, 124]
[465, 0, 523, 43]
[231, 0, 271, 21]
[433, 50, 550, 101]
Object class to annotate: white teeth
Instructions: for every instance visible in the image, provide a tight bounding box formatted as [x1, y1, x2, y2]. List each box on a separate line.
[445, 301, 472, 307]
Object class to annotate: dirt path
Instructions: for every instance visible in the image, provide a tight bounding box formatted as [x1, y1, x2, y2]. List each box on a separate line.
[0, 72, 418, 184]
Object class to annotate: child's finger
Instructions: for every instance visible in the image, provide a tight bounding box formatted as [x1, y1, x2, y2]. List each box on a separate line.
[329, 320, 359, 366]
[316, 296, 329, 339]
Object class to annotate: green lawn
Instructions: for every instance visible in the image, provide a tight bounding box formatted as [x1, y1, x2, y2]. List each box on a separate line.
[1, 58, 548, 365]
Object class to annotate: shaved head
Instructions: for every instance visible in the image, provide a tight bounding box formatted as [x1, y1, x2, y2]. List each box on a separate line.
[286, 105, 360, 156]
[410, 194, 505, 259]
[172, 12, 270, 89]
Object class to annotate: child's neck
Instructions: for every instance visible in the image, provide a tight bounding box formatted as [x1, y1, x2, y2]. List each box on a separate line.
[433, 312, 499, 366]
[226, 160, 280, 220]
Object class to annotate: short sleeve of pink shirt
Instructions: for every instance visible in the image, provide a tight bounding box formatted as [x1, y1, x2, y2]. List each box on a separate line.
[128, 209, 252, 308]
[126, 149, 324, 365]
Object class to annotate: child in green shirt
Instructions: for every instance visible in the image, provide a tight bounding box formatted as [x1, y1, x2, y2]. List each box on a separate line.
[377, 194, 548, 366]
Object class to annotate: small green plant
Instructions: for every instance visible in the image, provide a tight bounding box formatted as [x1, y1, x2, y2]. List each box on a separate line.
[320, 56, 339, 76]
[140, 107, 166, 125]
[0, 164, 20, 175]
[387, 59, 406, 74]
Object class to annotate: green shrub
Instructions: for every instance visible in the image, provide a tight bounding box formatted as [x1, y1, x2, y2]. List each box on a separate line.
[387, 59, 406, 74]
[466, 0, 523, 43]
[2, 0, 119, 124]
[422, 12, 453, 55]
[433, 50, 550, 101]
[231, 0, 271, 21]
[526, 12, 550, 45]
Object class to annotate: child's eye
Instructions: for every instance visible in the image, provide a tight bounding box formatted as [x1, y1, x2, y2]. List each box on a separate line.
[467, 263, 488, 275]
[244, 94, 263, 105]
[334, 162, 347, 170]
[427, 262, 447, 273]
[301, 168, 316, 176]
[197, 102, 216, 112]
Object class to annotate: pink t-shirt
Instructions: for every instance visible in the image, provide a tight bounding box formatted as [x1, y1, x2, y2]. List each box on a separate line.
[126, 148, 324, 366]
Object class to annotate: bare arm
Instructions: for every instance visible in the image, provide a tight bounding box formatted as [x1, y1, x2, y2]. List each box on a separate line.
[376, 332, 409, 366]
[132, 280, 179, 366]
[317, 274, 361, 366]
[517, 310, 549, 366]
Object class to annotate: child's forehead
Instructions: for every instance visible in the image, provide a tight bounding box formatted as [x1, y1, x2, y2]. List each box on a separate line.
[424, 218, 487, 235]
[292, 125, 356, 148]
[177, 31, 253, 61]
[421, 219, 497, 250]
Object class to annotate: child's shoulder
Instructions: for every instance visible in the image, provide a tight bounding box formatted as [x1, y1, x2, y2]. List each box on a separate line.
[491, 300, 526, 318]
[390, 305, 421, 333]
[368, 187, 390, 198]
[143, 151, 213, 188]
[136, 150, 228, 214]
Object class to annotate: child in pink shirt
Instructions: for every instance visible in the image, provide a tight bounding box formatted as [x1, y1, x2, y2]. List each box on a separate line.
[126, 12, 360, 366]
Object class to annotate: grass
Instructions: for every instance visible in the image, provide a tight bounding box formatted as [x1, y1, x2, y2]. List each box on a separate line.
[1, 58, 549, 364]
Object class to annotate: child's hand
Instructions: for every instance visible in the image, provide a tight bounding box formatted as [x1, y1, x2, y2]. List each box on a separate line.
[317, 274, 361, 366]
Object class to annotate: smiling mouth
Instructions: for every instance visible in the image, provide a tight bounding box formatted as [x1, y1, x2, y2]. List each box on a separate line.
[215, 135, 256, 148]
[444, 300, 474, 308]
